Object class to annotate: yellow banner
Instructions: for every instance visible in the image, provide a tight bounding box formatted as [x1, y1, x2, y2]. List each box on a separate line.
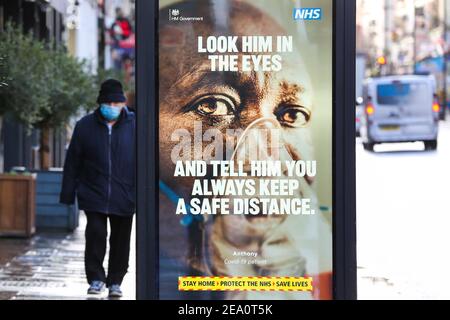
[178, 276, 313, 292]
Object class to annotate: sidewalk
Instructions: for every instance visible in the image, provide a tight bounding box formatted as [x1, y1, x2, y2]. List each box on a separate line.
[0, 213, 136, 300]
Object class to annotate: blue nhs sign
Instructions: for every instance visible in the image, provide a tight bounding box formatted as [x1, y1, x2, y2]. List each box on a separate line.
[293, 8, 322, 21]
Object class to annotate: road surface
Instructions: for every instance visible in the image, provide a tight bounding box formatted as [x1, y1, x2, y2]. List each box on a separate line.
[357, 119, 450, 299]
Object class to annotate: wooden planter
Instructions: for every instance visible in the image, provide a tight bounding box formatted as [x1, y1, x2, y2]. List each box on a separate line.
[0, 174, 36, 237]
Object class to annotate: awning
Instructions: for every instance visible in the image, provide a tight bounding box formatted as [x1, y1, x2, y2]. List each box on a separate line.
[50, 0, 69, 15]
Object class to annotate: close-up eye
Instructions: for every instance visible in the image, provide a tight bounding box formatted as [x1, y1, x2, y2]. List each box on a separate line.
[276, 105, 311, 128]
[188, 95, 236, 117]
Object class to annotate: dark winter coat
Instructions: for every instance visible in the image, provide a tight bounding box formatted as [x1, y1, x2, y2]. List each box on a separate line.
[59, 107, 136, 216]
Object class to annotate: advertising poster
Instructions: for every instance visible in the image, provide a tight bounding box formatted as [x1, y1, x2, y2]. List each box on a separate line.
[158, 0, 333, 300]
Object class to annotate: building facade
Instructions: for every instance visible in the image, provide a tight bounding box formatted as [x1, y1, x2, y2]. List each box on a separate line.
[357, 0, 446, 75]
[357, 0, 450, 112]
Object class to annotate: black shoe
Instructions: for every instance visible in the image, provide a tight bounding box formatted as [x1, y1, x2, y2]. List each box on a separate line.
[108, 284, 123, 298]
[87, 281, 106, 295]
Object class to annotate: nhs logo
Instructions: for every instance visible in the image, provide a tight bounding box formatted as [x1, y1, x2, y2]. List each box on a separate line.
[293, 8, 322, 21]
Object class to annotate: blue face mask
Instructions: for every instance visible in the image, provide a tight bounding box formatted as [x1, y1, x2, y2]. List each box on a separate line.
[100, 104, 123, 121]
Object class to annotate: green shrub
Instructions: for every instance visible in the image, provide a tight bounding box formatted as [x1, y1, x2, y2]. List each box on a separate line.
[0, 23, 105, 169]
[0, 24, 52, 127]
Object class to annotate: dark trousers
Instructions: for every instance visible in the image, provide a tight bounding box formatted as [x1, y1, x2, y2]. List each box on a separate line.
[84, 211, 133, 286]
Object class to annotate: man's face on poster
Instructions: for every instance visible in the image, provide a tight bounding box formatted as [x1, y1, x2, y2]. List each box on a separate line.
[159, 1, 314, 193]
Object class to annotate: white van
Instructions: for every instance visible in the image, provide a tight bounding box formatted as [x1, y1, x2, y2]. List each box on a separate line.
[360, 75, 440, 151]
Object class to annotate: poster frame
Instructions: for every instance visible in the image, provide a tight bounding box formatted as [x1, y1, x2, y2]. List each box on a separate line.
[135, 0, 357, 300]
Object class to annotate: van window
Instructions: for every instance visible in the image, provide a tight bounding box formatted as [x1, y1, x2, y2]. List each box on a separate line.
[377, 82, 429, 106]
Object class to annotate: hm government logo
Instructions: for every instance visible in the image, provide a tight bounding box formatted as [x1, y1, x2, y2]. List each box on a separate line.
[168, 8, 203, 22]
[168, 8, 179, 20]
[293, 8, 322, 21]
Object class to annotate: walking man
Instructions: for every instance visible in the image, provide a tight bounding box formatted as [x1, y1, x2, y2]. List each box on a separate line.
[60, 79, 136, 298]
